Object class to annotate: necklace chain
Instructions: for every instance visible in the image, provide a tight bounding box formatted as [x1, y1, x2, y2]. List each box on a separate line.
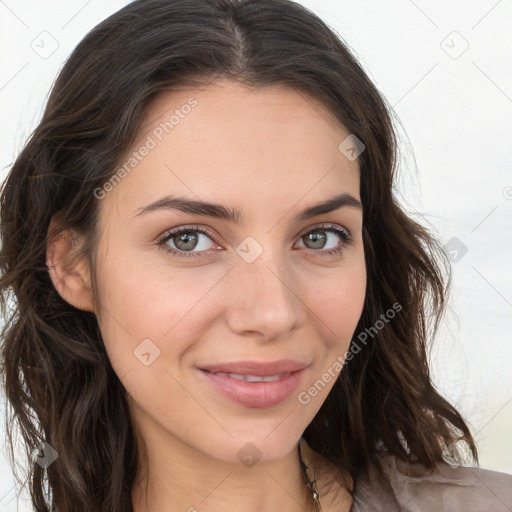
[298, 440, 323, 512]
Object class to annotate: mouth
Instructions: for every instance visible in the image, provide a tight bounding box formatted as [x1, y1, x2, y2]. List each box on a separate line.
[197, 360, 308, 408]
[198, 359, 308, 376]
[204, 371, 292, 383]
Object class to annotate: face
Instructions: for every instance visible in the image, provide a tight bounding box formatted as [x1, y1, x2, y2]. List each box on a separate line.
[90, 79, 366, 466]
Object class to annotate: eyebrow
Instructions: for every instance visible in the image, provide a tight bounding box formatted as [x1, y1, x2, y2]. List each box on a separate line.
[133, 192, 362, 222]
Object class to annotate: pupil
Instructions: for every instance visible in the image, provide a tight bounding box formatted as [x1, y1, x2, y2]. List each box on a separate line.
[306, 230, 326, 249]
[175, 231, 198, 251]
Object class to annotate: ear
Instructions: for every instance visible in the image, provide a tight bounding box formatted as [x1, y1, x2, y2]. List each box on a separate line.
[46, 215, 95, 313]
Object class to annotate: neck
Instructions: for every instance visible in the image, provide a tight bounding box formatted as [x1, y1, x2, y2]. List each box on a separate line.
[299, 437, 355, 511]
[130, 409, 316, 512]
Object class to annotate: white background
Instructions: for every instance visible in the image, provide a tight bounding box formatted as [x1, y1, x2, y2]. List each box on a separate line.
[1, 0, 511, 510]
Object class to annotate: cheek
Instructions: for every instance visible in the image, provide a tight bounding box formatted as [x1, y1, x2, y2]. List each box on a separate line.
[296, 262, 366, 407]
[93, 252, 225, 371]
[308, 261, 366, 347]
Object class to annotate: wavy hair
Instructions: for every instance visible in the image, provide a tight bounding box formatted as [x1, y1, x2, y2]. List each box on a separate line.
[0, 0, 477, 510]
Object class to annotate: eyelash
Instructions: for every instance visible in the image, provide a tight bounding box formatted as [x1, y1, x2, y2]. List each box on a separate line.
[156, 223, 353, 259]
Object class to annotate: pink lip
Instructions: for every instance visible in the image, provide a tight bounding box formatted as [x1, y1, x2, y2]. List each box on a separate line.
[199, 359, 308, 376]
[199, 368, 306, 408]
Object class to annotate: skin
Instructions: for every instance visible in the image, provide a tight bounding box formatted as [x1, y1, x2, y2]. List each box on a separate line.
[47, 79, 366, 512]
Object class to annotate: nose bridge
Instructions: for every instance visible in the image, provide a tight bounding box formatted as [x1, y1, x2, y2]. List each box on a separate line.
[224, 239, 302, 337]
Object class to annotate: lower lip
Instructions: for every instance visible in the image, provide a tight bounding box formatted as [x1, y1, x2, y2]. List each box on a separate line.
[199, 368, 306, 408]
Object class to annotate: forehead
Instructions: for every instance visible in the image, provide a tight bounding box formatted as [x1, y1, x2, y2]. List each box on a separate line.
[140, 79, 345, 137]
[100, 79, 361, 222]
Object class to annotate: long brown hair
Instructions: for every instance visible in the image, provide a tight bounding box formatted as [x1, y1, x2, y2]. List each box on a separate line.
[0, 0, 477, 510]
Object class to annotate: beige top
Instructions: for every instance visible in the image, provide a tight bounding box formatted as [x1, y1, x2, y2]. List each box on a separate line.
[299, 438, 512, 511]
[351, 452, 512, 511]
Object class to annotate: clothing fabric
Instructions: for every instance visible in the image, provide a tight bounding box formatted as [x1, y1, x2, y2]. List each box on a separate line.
[350, 452, 512, 511]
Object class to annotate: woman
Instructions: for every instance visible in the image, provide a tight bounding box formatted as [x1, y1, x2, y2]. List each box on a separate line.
[0, 1, 510, 511]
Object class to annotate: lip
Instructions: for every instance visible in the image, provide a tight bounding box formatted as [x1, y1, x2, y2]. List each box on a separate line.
[199, 359, 308, 376]
[197, 359, 309, 408]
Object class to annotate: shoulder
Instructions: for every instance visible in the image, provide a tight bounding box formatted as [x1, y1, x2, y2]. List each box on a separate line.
[352, 453, 512, 512]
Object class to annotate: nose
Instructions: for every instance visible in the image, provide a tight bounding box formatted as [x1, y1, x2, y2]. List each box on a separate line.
[223, 249, 304, 341]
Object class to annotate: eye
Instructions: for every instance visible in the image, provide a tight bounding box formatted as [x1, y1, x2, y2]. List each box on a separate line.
[156, 223, 353, 259]
[157, 225, 219, 259]
[295, 223, 352, 256]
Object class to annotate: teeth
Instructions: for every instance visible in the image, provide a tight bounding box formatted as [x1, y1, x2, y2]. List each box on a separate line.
[215, 372, 289, 382]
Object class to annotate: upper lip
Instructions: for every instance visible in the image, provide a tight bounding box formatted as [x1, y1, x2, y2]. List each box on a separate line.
[199, 359, 308, 377]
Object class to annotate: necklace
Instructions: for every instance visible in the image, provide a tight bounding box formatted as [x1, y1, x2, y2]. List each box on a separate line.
[298, 440, 323, 511]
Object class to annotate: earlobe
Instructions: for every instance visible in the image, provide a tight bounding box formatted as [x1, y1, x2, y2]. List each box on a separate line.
[46, 216, 95, 313]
